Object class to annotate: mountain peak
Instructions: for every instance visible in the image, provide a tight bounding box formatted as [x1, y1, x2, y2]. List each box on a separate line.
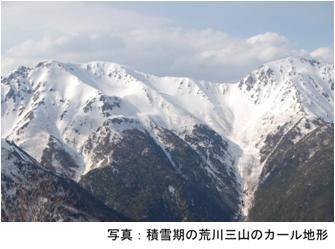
[264, 56, 331, 67]
[236, 56, 333, 121]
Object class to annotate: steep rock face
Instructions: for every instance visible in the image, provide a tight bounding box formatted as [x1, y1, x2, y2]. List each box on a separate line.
[80, 124, 242, 221]
[1, 139, 128, 221]
[40, 135, 84, 180]
[248, 123, 334, 221]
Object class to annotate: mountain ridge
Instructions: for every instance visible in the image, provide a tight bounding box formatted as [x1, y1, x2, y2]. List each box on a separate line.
[1, 138, 130, 221]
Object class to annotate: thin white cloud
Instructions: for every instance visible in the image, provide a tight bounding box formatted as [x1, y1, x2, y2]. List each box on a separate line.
[310, 47, 334, 64]
[246, 32, 289, 45]
[2, 2, 333, 81]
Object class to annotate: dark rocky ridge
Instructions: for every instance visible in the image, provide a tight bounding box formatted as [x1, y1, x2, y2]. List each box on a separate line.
[80, 124, 242, 221]
[40, 135, 82, 179]
[1, 140, 129, 222]
[249, 123, 334, 221]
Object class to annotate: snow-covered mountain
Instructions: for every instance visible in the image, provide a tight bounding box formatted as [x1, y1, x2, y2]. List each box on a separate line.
[1, 56, 333, 221]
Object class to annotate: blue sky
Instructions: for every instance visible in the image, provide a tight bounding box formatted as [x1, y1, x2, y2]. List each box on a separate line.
[110, 1, 334, 50]
[2, 1, 334, 81]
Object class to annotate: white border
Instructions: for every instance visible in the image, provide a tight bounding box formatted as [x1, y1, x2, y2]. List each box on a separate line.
[1, 1, 334, 249]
